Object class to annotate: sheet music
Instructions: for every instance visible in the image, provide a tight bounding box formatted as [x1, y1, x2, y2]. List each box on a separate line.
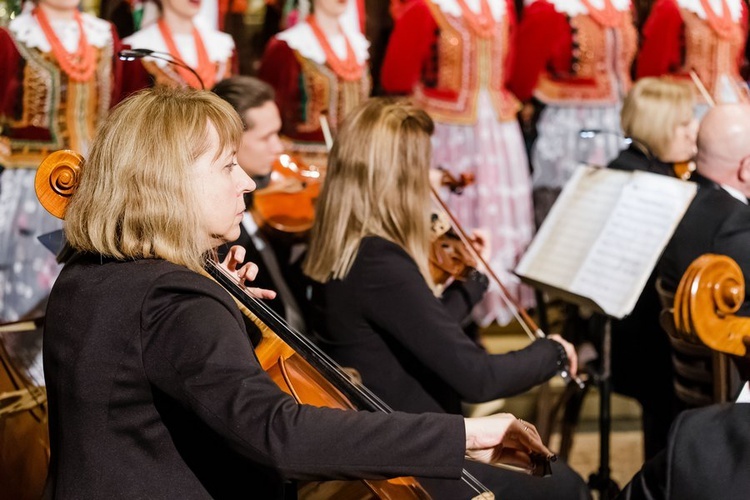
[516, 165, 697, 318]
[517, 167, 628, 290]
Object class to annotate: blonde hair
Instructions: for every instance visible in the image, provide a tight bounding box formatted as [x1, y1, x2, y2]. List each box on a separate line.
[64, 87, 242, 273]
[621, 77, 695, 160]
[304, 97, 435, 288]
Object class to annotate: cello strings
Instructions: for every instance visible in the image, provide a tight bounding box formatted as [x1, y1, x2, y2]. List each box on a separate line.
[206, 259, 493, 495]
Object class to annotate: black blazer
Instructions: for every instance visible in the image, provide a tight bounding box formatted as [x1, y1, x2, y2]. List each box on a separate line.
[312, 237, 591, 500]
[620, 402, 750, 499]
[43, 254, 465, 499]
[608, 144, 675, 177]
[658, 173, 750, 314]
[314, 236, 561, 415]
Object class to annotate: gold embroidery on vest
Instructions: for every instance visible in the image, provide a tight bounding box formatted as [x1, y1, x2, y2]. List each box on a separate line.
[534, 10, 637, 104]
[680, 8, 746, 103]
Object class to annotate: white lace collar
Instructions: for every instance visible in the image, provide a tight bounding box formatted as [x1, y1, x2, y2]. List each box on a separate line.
[526, 0, 631, 17]
[9, 6, 113, 53]
[429, 0, 507, 20]
[275, 18, 369, 65]
[676, 0, 742, 22]
[122, 18, 234, 68]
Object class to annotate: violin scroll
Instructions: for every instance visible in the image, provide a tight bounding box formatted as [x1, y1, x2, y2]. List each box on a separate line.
[437, 167, 475, 194]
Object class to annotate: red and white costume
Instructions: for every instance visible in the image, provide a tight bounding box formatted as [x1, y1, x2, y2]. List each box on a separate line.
[0, 6, 120, 322]
[121, 18, 235, 94]
[509, 0, 637, 192]
[381, 0, 534, 326]
[637, 0, 748, 105]
[258, 15, 371, 154]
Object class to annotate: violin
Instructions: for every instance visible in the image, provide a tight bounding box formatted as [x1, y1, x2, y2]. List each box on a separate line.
[251, 154, 324, 236]
[35, 150, 497, 500]
[673, 160, 696, 181]
[429, 169, 478, 286]
[430, 211, 477, 285]
[429, 185, 585, 389]
[674, 254, 750, 358]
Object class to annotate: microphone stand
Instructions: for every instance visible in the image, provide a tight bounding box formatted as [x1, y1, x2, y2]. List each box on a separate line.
[118, 48, 205, 90]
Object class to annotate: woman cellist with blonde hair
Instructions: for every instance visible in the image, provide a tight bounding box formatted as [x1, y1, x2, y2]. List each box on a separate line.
[41, 86, 555, 499]
[304, 97, 590, 499]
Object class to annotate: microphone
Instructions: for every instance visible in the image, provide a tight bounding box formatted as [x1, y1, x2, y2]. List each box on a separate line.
[118, 48, 205, 90]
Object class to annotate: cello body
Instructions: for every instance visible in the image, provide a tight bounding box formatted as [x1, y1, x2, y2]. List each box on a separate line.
[206, 262, 434, 499]
[0, 319, 49, 500]
[36, 150, 442, 499]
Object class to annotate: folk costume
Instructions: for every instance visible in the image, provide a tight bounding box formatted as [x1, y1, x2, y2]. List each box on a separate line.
[121, 18, 235, 93]
[509, 0, 637, 219]
[258, 13, 371, 157]
[381, 0, 535, 326]
[0, 6, 121, 321]
[637, 0, 748, 106]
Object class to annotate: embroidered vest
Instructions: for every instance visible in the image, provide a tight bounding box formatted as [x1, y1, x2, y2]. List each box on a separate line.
[534, 10, 637, 105]
[412, 1, 520, 124]
[680, 8, 747, 103]
[289, 53, 371, 140]
[2, 36, 114, 169]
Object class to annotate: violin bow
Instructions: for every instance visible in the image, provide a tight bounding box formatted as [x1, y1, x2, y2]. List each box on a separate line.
[689, 69, 715, 107]
[430, 187, 586, 389]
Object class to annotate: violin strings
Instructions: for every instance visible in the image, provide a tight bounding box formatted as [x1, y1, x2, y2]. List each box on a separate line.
[429, 191, 585, 389]
[206, 259, 492, 494]
[429, 191, 538, 343]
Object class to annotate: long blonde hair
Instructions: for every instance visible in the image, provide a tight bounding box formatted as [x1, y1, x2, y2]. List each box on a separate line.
[64, 87, 242, 273]
[304, 97, 435, 287]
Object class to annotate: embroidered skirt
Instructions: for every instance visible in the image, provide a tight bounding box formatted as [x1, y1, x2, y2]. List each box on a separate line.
[431, 92, 535, 327]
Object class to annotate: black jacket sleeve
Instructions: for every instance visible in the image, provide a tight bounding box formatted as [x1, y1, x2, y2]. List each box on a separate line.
[139, 270, 466, 481]
[359, 242, 560, 403]
[440, 272, 489, 325]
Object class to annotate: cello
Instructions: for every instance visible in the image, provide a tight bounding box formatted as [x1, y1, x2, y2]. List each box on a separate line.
[35, 150, 500, 499]
[674, 254, 750, 358]
[0, 316, 49, 500]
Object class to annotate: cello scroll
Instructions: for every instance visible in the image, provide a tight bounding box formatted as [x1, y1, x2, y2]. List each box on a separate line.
[674, 254, 750, 357]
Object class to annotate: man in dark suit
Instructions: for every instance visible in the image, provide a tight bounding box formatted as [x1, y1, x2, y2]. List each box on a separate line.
[619, 398, 750, 499]
[620, 104, 750, 498]
[659, 104, 750, 314]
[212, 77, 307, 333]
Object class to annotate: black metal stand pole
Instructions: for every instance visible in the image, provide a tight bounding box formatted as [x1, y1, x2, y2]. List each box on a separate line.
[588, 316, 619, 500]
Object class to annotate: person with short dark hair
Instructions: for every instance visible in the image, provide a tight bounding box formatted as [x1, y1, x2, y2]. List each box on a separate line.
[212, 76, 307, 333]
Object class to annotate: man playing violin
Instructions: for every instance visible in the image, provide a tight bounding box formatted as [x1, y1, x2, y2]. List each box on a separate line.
[212, 76, 308, 334]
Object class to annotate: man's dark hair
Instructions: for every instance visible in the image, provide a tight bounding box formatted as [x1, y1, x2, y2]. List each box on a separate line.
[212, 76, 276, 130]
